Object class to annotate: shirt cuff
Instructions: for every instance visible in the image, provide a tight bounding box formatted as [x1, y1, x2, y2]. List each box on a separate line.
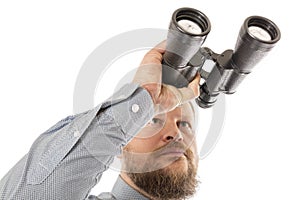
[99, 83, 154, 143]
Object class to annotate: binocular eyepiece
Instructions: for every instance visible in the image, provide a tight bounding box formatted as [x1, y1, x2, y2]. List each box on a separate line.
[162, 7, 281, 108]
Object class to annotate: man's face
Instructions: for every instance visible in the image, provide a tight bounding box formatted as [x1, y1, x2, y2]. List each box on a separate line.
[122, 103, 199, 199]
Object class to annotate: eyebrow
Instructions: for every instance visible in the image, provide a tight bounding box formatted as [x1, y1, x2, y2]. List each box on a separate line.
[153, 113, 166, 118]
[181, 115, 193, 120]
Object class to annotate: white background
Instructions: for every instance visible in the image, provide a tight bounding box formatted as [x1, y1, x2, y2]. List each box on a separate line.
[0, 0, 299, 199]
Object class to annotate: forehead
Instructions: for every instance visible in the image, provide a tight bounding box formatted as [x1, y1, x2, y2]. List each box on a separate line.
[157, 102, 194, 120]
[174, 103, 194, 116]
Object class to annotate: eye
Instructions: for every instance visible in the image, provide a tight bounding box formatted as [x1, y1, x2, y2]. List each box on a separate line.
[177, 121, 193, 132]
[148, 118, 164, 126]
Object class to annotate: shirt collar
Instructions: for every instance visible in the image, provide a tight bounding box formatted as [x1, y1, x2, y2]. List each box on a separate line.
[111, 176, 149, 200]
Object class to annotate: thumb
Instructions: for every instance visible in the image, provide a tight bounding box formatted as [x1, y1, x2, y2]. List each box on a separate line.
[178, 73, 201, 104]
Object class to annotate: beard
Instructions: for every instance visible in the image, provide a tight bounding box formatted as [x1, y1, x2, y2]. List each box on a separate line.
[123, 144, 199, 200]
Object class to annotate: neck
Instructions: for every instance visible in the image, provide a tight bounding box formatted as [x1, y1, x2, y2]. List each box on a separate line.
[120, 172, 155, 200]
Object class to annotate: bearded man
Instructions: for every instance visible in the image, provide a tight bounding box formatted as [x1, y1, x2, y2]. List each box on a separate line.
[0, 41, 201, 200]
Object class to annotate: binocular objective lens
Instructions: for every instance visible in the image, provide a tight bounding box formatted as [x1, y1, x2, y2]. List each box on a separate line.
[177, 19, 202, 34]
[248, 26, 272, 41]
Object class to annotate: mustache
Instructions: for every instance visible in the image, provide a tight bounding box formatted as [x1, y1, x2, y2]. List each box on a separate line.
[122, 141, 195, 173]
[123, 141, 194, 161]
[152, 141, 190, 158]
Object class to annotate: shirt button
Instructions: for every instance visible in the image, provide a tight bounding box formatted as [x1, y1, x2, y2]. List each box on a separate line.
[131, 104, 140, 113]
[73, 130, 80, 138]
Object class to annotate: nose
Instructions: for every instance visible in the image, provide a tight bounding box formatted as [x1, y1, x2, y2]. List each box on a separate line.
[162, 123, 184, 143]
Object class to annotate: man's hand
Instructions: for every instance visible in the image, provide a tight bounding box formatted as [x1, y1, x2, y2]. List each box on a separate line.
[133, 41, 200, 114]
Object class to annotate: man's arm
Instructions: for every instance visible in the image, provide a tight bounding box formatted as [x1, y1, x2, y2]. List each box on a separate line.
[0, 83, 154, 200]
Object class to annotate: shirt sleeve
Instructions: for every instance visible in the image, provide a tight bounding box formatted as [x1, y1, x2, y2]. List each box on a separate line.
[0, 83, 154, 200]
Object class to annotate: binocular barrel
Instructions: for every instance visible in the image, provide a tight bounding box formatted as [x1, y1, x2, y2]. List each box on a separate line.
[232, 16, 281, 73]
[162, 7, 281, 108]
[162, 8, 211, 88]
[163, 8, 211, 68]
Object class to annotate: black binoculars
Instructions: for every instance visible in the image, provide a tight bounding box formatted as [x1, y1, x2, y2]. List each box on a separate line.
[162, 7, 281, 108]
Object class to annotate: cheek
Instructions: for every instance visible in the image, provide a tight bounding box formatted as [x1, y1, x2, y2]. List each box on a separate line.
[125, 138, 159, 154]
[135, 125, 163, 139]
[124, 125, 163, 154]
[187, 142, 199, 165]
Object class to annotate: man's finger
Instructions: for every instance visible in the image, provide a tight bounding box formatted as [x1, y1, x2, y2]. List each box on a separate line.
[140, 40, 166, 65]
[179, 73, 201, 104]
[188, 73, 201, 97]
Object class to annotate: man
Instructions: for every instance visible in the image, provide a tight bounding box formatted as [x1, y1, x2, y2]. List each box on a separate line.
[0, 41, 200, 200]
[115, 101, 199, 200]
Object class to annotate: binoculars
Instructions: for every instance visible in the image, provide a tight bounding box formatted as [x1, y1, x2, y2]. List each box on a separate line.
[162, 7, 281, 108]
